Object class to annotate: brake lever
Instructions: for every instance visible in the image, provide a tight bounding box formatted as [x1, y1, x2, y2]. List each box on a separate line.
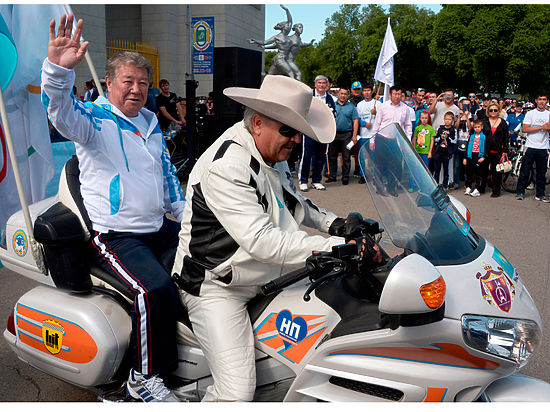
[303, 265, 345, 302]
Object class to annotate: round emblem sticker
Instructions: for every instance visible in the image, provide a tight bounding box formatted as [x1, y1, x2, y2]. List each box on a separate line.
[12, 230, 28, 257]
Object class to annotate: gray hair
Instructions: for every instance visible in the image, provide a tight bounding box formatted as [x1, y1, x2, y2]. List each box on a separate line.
[243, 106, 258, 134]
[314, 75, 328, 83]
[106, 51, 153, 82]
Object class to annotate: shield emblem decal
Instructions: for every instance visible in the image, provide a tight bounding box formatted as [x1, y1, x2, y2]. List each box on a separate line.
[42, 319, 64, 355]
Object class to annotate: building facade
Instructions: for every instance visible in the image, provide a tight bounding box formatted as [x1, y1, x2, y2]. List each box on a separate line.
[71, 4, 265, 99]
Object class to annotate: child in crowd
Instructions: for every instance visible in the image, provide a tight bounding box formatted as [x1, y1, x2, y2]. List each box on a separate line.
[412, 110, 435, 167]
[463, 119, 486, 197]
[433, 111, 457, 189]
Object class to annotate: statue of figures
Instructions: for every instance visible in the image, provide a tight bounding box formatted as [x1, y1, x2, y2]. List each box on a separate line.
[283, 23, 314, 81]
[248, 5, 295, 79]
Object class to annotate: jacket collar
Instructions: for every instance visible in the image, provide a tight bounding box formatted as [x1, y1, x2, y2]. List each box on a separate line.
[93, 97, 160, 138]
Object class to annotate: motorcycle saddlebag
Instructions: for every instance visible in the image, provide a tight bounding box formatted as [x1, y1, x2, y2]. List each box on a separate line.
[34, 202, 92, 293]
[6, 285, 131, 387]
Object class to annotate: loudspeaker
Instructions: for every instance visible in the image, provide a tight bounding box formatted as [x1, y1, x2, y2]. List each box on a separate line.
[213, 47, 263, 137]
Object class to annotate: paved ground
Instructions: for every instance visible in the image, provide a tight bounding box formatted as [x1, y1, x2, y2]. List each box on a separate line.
[0, 176, 549, 401]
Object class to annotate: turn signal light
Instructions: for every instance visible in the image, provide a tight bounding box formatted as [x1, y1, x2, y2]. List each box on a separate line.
[420, 275, 446, 309]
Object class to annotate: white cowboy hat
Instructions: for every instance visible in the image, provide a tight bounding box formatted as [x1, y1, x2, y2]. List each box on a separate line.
[223, 75, 336, 143]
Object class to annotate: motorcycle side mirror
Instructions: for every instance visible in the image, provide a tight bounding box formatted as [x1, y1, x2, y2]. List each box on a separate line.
[379, 253, 445, 315]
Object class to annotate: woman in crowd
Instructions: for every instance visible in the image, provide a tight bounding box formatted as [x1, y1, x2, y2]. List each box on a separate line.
[479, 102, 509, 198]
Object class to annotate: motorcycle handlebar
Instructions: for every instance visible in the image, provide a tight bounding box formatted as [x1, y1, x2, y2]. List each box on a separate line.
[261, 266, 312, 296]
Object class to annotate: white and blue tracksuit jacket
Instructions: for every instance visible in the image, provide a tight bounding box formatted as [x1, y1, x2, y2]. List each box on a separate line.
[41, 59, 185, 233]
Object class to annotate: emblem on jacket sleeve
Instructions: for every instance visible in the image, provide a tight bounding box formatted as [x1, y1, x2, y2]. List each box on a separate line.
[476, 263, 515, 312]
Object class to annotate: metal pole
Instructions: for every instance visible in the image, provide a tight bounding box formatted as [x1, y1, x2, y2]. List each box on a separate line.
[186, 5, 196, 167]
[0, 87, 46, 274]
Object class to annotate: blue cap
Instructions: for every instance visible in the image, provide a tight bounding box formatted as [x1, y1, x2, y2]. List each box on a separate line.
[351, 81, 362, 89]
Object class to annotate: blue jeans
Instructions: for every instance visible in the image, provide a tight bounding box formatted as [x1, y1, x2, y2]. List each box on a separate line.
[299, 135, 327, 184]
[434, 151, 450, 187]
[453, 149, 467, 186]
[517, 147, 549, 197]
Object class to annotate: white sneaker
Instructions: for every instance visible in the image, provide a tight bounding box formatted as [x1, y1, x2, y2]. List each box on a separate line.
[464, 187, 472, 195]
[310, 182, 326, 190]
[299, 183, 308, 192]
[470, 188, 480, 197]
[127, 369, 180, 402]
[526, 182, 535, 190]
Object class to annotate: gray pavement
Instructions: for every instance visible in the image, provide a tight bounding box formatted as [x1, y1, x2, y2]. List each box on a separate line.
[0, 176, 549, 401]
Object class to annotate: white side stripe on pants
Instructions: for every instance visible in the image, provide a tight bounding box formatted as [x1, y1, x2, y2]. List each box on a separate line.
[93, 235, 149, 373]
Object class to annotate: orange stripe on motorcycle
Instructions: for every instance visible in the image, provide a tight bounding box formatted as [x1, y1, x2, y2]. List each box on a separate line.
[282, 327, 327, 364]
[328, 342, 500, 370]
[425, 387, 447, 402]
[16, 304, 98, 364]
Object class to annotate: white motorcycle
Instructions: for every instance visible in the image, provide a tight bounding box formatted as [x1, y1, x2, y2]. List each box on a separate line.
[2, 123, 550, 402]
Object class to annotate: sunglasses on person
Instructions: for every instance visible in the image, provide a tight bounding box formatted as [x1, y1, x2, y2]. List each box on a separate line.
[279, 124, 300, 138]
[468, 95, 476, 98]
[489, 109, 499, 113]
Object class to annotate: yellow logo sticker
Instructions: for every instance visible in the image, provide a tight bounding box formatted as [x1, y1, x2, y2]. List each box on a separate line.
[42, 320, 64, 355]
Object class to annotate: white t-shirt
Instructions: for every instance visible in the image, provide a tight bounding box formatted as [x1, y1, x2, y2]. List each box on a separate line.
[432, 101, 459, 131]
[356, 99, 378, 139]
[523, 109, 550, 150]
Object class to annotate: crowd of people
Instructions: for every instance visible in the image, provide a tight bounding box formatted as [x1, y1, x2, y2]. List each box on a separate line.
[290, 77, 550, 202]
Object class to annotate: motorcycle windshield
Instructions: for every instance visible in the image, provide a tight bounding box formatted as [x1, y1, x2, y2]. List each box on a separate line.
[359, 123, 480, 264]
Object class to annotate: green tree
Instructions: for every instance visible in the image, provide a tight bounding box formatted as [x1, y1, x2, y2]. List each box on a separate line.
[388, 4, 436, 90]
[264, 51, 276, 74]
[507, 5, 550, 97]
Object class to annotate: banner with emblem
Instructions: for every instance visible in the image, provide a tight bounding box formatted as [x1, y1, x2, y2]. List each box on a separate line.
[192, 16, 214, 75]
[0, 4, 66, 246]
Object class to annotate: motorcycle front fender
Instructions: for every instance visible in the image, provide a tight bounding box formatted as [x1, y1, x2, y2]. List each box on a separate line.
[482, 374, 550, 402]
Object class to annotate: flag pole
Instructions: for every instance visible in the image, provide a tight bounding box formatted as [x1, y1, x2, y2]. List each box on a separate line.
[0, 87, 47, 273]
[63, 4, 104, 98]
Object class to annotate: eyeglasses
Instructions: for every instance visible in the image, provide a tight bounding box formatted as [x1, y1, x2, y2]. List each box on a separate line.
[279, 124, 300, 138]
[489, 109, 499, 113]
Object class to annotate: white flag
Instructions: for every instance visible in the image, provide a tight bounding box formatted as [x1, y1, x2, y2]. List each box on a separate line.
[0, 4, 66, 243]
[374, 18, 398, 101]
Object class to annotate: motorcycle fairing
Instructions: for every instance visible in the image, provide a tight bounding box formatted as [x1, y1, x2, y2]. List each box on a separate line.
[253, 285, 341, 371]
[327, 342, 500, 371]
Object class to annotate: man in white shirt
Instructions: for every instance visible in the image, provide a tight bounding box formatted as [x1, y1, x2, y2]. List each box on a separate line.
[370, 85, 412, 196]
[356, 84, 378, 183]
[429, 87, 459, 131]
[43, 14, 184, 401]
[516, 92, 550, 202]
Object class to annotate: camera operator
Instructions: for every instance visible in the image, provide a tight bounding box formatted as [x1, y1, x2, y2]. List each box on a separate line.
[429, 88, 459, 131]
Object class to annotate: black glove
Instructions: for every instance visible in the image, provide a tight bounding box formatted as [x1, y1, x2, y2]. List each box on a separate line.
[328, 217, 346, 237]
[329, 213, 365, 241]
[343, 212, 364, 242]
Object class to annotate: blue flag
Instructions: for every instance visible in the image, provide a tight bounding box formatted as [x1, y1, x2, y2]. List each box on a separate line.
[0, 13, 17, 91]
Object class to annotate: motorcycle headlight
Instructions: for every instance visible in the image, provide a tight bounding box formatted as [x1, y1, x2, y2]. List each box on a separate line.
[461, 315, 541, 370]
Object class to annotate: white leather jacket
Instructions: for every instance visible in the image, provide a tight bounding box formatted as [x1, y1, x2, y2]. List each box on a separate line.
[41, 59, 185, 233]
[172, 121, 344, 296]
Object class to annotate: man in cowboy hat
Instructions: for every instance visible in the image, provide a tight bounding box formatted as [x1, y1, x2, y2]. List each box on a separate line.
[172, 74, 381, 401]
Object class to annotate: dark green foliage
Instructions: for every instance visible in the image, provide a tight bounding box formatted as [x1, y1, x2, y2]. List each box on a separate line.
[271, 4, 550, 98]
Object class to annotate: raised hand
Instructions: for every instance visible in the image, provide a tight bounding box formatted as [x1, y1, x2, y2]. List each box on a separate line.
[48, 13, 88, 69]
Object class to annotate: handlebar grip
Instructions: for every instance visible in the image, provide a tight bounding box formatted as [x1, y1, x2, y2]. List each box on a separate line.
[261, 266, 311, 296]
